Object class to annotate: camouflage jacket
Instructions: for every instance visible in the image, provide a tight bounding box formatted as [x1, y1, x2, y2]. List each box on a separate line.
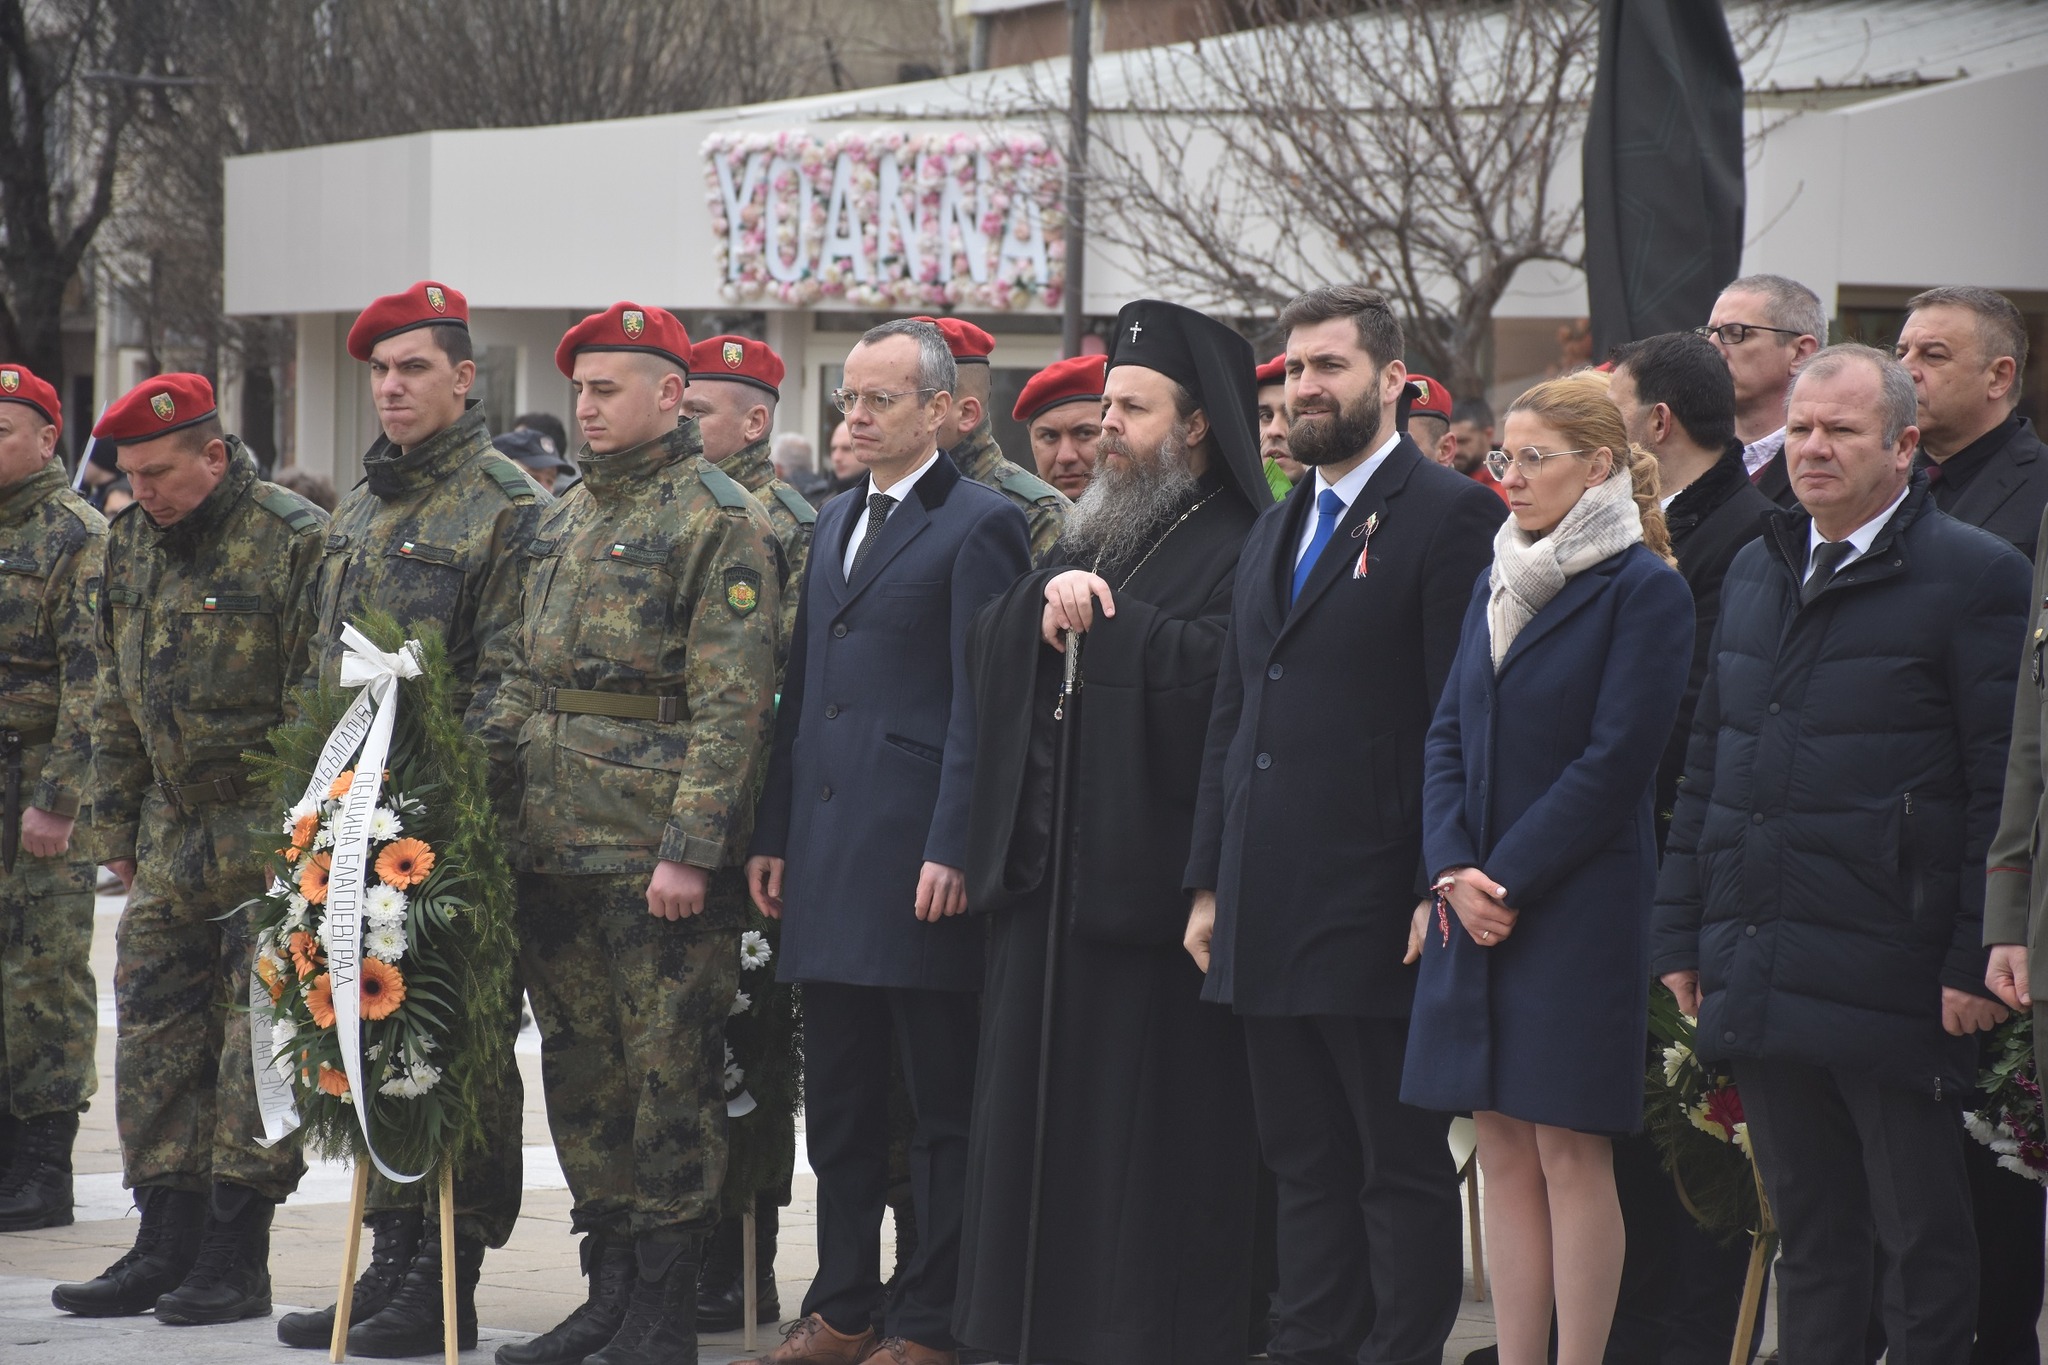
[93, 442, 327, 858]
[951, 422, 1068, 563]
[300, 406, 548, 725]
[0, 459, 107, 820]
[480, 421, 782, 876]
[715, 435, 813, 676]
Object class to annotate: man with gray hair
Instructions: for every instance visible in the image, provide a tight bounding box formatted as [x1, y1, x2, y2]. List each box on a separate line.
[1896, 285, 2048, 560]
[1699, 272, 1827, 507]
[1653, 343, 2029, 1361]
[743, 318, 1031, 1365]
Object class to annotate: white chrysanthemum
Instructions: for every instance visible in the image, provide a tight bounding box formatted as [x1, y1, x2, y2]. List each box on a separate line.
[366, 1041, 385, 1062]
[729, 990, 752, 1017]
[287, 891, 310, 917]
[1660, 1044, 1690, 1089]
[364, 884, 408, 927]
[313, 824, 335, 851]
[738, 931, 773, 971]
[368, 806, 405, 841]
[380, 1061, 443, 1099]
[1732, 1122, 1754, 1160]
[365, 924, 408, 963]
[724, 1061, 745, 1092]
[1966, 1113, 1999, 1145]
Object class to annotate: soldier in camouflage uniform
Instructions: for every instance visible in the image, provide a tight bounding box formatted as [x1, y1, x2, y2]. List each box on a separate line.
[477, 304, 781, 1365]
[0, 366, 105, 1233]
[277, 281, 550, 1359]
[681, 335, 811, 1332]
[52, 374, 326, 1327]
[914, 316, 1068, 562]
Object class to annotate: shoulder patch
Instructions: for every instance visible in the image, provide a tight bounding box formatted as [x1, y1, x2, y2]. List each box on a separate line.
[998, 467, 1063, 505]
[770, 483, 817, 526]
[481, 455, 543, 504]
[723, 565, 763, 616]
[697, 461, 754, 513]
[254, 483, 326, 535]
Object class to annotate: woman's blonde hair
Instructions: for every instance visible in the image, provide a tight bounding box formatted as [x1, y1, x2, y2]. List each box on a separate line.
[1506, 374, 1676, 567]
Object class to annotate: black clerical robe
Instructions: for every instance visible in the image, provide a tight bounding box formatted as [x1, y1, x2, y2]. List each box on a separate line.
[954, 467, 1261, 1365]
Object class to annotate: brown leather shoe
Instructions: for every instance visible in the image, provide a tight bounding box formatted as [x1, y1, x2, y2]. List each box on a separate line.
[858, 1338, 959, 1365]
[739, 1312, 879, 1364]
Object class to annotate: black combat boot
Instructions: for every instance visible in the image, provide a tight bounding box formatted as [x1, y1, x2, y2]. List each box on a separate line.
[498, 1230, 635, 1365]
[0, 1109, 78, 1230]
[155, 1180, 275, 1324]
[696, 1199, 780, 1332]
[50, 1184, 207, 1316]
[278, 1208, 424, 1347]
[586, 1232, 700, 1365]
[347, 1219, 484, 1357]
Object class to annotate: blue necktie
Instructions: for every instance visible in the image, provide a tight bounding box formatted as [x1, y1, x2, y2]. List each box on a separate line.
[1291, 488, 1345, 605]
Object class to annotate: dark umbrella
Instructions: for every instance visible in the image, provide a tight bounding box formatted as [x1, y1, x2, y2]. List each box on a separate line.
[1583, 0, 1746, 358]
[1018, 629, 1084, 1365]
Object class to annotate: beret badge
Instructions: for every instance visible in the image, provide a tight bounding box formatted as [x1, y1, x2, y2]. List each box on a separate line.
[151, 393, 176, 422]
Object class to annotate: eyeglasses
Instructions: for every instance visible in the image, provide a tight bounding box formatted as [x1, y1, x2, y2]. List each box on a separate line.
[1485, 447, 1589, 480]
[1694, 322, 1806, 347]
[830, 387, 935, 416]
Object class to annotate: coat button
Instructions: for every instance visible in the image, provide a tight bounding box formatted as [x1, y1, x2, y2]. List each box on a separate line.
[832, 623, 848, 638]
[1767, 702, 1781, 715]
[1255, 753, 1272, 770]
[1268, 664, 1284, 680]
[820, 785, 833, 801]
[825, 704, 840, 719]
[1723, 1030, 1736, 1044]
[1745, 924, 1757, 937]
[1751, 812, 1764, 824]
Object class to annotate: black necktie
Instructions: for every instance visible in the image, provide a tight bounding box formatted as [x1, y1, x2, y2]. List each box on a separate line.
[1803, 539, 1854, 605]
[850, 492, 894, 579]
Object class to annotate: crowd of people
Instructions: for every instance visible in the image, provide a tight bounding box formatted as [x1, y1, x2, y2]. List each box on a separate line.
[0, 265, 2041, 1365]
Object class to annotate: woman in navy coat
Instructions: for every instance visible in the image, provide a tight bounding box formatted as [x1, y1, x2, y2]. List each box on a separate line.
[1402, 375, 1693, 1365]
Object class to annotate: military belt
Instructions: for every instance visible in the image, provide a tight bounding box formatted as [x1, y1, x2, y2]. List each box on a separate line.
[155, 772, 252, 810]
[543, 687, 682, 723]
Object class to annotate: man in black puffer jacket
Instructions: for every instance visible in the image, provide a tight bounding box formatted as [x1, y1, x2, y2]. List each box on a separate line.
[1651, 344, 2028, 1365]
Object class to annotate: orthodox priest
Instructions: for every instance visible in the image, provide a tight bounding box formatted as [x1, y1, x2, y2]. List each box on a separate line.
[954, 300, 1267, 1365]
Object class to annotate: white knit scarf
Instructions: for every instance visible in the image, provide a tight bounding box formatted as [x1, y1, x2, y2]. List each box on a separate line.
[1487, 468, 1643, 671]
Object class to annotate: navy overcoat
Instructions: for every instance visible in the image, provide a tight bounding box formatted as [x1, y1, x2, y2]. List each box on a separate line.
[750, 453, 1032, 991]
[1403, 541, 1693, 1134]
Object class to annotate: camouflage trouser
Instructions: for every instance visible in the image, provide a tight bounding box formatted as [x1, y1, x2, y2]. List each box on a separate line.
[116, 793, 304, 1200]
[0, 852, 97, 1119]
[362, 961, 525, 1248]
[518, 871, 738, 1237]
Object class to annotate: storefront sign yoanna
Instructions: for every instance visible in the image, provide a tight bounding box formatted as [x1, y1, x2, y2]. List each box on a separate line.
[703, 130, 1065, 310]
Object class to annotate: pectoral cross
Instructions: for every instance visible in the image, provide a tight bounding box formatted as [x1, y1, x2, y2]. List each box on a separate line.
[1128, 320, 1143, 343]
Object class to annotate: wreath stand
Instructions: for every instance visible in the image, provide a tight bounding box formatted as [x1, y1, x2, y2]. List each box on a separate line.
[742, 1209, 759, 1351]
[1725, 1163, 1777, 1365]
[328, 1162, 460, 1365]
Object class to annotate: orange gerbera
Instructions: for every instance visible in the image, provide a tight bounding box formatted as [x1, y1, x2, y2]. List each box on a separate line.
[306, 973, 335, 1029]
[298, 851, 333, 905]
[359, 957, 407, 1020]
[375, 838, 435, 890]
[256, 955, 286, 1003]
[329, 769, 355, 799]
[291, 811, 319, 849]
[317, 1062, 350, 1097]
[288, 929, 323, 979]
[281, 845, 301, 863]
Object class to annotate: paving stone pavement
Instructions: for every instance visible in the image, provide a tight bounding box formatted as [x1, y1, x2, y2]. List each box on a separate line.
[0, 892, 1545, 1363]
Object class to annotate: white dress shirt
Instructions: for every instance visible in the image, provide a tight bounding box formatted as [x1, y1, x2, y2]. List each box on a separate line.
[1293, 431, 1401, 568]
[843, 449, 941, 579]
[1742, 427, 1786, 479]
[1803, 482, 1910, 582]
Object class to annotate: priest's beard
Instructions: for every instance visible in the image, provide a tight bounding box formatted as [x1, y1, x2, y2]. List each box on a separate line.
[1060, 418, 1202, 571]
[1288, 384, 1382, 466]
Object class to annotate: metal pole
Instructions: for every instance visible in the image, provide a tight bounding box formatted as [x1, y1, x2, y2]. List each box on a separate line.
[1018, 630, 1084, 1365]
[1060, 0, 1092, 358]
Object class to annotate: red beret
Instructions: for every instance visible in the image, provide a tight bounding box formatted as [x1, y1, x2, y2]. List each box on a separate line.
[0, 363, 61, 439]
[346, 281, 469, 363]
[687, 336, 784, 398]
[1406, 373, 1454, 422]
[94, 373, 218, 443]
[555, 302, 691, 378]
[1013, 354, 1106, 424]
[1253, 353, 1286, 388]
[911, 316, 996, 364]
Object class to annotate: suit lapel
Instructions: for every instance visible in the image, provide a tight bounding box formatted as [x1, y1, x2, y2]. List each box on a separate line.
[1495, 557, 1619, 675]
[1261, 480, 1314, 634]
[814, 483, 861, 611]
[1277, 442, 1422, 640]
[841, 488, 931, 604]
